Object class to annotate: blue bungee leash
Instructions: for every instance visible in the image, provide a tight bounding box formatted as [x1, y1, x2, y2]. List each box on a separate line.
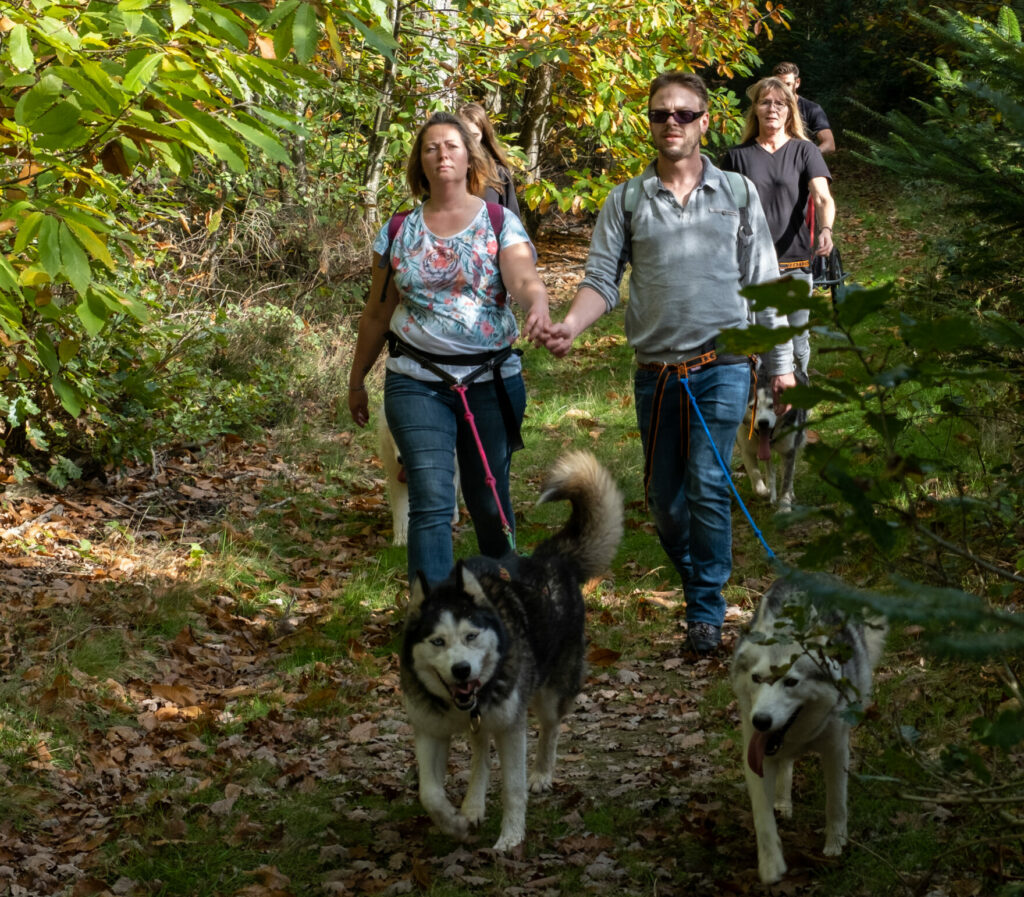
[679, 374, 776, 560]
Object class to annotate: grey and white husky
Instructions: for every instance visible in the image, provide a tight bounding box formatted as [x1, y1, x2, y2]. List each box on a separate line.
[730, 577, 887, 884]
[737, 358, 809, 512]
[401, 451, 623, 852]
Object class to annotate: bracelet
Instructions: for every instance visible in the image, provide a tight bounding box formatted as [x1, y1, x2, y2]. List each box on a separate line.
[820, 226, 833, 232]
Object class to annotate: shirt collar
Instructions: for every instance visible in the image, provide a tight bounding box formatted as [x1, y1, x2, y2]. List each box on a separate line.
[644, 155, 718, 198]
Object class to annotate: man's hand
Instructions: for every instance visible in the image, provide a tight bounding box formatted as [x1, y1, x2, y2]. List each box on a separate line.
[772, 372, 798, 415]
[541, 321, 576, 357]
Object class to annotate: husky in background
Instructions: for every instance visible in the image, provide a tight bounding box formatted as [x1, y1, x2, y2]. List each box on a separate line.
[401, 451, 623, 852]
[737, 358, 809, 512]
[730, 577, 887, 884]
[378, 413, 459, 545]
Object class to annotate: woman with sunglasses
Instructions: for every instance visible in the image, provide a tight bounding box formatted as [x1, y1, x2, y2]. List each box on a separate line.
[721, 76, 836, 374]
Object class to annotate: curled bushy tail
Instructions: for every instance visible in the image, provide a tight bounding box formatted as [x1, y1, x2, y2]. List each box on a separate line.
[534, 451, 623, 582]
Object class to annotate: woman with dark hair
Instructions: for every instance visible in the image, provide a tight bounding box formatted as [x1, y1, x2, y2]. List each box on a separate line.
[458, 102, 521, 218]
[347, 111, 550, 585]
[721, 76, 836, 374]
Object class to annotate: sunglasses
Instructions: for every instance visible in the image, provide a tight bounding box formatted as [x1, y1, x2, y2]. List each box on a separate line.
[648, 108, 704, 125]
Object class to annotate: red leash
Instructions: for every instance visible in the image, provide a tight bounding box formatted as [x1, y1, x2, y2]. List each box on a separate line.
[452, 384, 515, 551]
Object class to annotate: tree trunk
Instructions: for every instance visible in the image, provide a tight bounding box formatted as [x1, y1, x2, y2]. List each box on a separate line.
[362, 0, 403, 229]
[425, 0, 458, 107]
[516, 62, 554, 237]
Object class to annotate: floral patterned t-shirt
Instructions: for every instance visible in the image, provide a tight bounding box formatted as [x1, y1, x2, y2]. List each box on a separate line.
[372, 201, 533, 383]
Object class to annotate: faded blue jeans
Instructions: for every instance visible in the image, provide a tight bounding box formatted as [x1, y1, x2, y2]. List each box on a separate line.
[634, 362, 750, 628]
[385, 369, 526, 585]
[788, 267, 813, 375]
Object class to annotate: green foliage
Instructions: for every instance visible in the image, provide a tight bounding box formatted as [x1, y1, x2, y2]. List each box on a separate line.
[854, 6, 1024, 242]
[0, 0, 785, 477]
[0, 0, 343, 475]
[723, 7, 1024, 670]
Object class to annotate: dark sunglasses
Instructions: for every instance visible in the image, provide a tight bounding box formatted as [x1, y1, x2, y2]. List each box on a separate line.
[648, 108, 704, 125]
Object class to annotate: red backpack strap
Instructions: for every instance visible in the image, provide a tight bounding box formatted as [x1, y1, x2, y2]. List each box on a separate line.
[485, 202, 504, 242]
[376, 210, 410, 301]
[377, 211, 410, 271]
[485, 202, 508, 306]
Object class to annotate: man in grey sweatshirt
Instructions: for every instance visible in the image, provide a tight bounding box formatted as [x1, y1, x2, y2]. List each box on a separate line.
[542, 71, 796, 654]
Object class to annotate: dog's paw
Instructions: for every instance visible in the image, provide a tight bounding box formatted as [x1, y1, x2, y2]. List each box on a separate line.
[774, 798, 793, 819]
[758, 852, 787, 885]
[433, 809, 471, 841]
[528, 770, 554, 793]
[492, 826, 526, 853]
[460, 799, 486, 827]
[778, 497, 794, 514]
[753, 482, 770, 499]
[823, 827, 847, 856]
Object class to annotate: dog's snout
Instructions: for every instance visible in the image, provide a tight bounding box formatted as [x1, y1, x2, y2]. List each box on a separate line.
[752, 712, 773, 732]
[451, 661, 471, 682]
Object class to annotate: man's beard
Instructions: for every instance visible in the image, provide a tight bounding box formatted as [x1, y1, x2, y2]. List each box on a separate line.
[656, 130, 701, 162]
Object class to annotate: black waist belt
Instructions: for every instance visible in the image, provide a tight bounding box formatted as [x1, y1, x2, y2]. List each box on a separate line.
[386, 332, 524, 452]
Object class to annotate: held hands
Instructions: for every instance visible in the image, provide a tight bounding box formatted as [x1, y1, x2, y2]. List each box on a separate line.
[521, 302, 552, 347]
[539, 321, 576, 358]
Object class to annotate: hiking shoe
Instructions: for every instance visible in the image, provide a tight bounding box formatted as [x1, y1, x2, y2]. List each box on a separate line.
[686, 622, 722, 655]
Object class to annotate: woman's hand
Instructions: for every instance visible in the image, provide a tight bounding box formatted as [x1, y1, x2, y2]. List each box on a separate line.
[348, 385, 370, 428]
[815, 225, 834, 257]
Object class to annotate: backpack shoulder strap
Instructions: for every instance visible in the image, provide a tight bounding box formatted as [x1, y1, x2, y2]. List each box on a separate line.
[375, 210, 411, 301]
[616, 174, 644, 281]
[485, 201, 514, 306]
[485, 201, 504, 241]
[377, 210, 410, 270]
[721, 170, 752, 236]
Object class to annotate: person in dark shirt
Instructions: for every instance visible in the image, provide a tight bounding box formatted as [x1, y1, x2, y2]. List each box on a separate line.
[721, 76, 836, 374]
[772, 62, 835, 154]
[458, 102, 521, 218]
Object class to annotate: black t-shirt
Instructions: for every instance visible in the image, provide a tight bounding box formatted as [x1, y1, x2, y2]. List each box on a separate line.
[720, 139, 831, 264]
[483, 165, 521, 219]
[798, 96, 831, 138]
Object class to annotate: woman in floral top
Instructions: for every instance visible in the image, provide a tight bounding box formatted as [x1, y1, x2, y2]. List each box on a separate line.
[348, 111, 551, 585]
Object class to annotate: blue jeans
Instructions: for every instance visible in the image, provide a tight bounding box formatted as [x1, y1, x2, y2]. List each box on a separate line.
[634, 362, 750, 627]
[385, 370, 526, 585]
[787, 267, 813, 374]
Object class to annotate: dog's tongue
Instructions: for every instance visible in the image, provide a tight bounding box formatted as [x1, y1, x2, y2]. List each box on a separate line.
[747, 731, 767, 778]
[397, 465, 407, 484]
[757, 431, 771, 462]
[454, 680, 480, 699]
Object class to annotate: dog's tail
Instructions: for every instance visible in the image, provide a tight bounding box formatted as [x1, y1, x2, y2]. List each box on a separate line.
[534, 451, 623, 582]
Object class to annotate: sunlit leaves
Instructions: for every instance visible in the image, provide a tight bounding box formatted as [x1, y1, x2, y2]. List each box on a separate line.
[0, 0, 336, 472]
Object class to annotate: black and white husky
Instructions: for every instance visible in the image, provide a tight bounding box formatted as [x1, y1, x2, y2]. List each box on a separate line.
[730, 577, 887, 884]
[401, 451, 623, 852]
[737, 358, 809, 512]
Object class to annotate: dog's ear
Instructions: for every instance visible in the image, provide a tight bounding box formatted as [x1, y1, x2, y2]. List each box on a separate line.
[408, 570, 430, 614]
[455, 561, 489, 606]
